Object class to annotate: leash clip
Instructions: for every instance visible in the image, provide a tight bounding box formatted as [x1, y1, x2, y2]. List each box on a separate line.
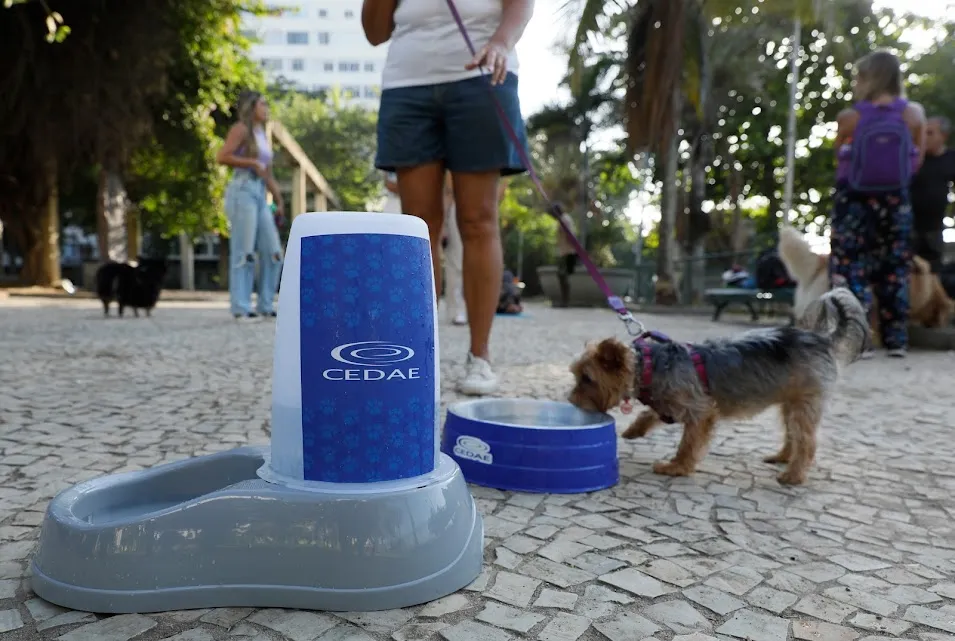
[620, 312, 645, 337]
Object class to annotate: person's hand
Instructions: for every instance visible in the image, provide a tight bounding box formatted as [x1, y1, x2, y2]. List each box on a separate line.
[465, 39, 509, 85]
[252, 161, 268, 178]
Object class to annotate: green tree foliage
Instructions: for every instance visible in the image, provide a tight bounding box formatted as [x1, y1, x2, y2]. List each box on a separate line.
[269, 92, 380, 212]
[128, 8, 265, 239]
[0, 0, 265, 284]
[705, 5, 905, 232]
[907, 22, 955, 124]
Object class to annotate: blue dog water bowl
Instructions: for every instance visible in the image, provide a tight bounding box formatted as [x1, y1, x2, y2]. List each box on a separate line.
[441, 399, 618, 494]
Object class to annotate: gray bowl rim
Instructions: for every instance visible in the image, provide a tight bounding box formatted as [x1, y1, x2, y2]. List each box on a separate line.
[446, 398, 614, 431]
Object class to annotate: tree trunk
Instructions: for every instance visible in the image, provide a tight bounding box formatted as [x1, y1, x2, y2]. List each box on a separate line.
[18, 155, 61, 286]
[781, 18, 801, 221]
[218, 233, 230, 290]
[126, 204, 142, 260]
[730, 164, 744, 263]
[179, 233, 195, 291]
[578, 138, 590, 251]
[655, 128, 680, 305]
[96, 167, 129, 264]
[687, 145, 708, 304]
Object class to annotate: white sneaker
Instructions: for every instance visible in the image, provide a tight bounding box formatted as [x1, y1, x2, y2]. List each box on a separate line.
[452, 312, 468, 326]
[458, 353, 499, 396]
[887, 347, 907, 358]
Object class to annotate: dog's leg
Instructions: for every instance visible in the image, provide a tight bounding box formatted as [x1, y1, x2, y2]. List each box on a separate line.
[764, 410, 793, 463]
[133, 308, 140, 318]
[622, 409, 661, 439]
[653, 414, 717, 477]
[777, 398, 822, 485]
[118, 305, 125, 318]
[102, 301, 109, 317]
[146, 308, 152, 318]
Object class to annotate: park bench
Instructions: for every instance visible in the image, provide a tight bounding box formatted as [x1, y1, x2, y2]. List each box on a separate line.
[704, 287, 795, 323]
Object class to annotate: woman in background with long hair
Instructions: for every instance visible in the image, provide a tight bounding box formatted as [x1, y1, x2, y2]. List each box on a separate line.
[216, 91, 285, 321]
[831, 51, 925, 356]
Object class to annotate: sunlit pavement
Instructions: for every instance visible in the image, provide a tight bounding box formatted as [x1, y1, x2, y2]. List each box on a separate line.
[2, 297, 955, 640]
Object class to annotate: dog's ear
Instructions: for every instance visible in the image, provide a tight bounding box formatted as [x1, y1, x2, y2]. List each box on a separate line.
[595, 338, 628, 372]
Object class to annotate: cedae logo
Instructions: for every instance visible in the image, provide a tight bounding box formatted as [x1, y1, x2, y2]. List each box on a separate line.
[453, 435, 493, 465]
[322, 341, 421, 381]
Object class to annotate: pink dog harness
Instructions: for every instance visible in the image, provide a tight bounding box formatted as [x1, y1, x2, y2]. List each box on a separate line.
[624, 331, 709, 424]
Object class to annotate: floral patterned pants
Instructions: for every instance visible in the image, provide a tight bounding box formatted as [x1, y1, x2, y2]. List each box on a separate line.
[829, 188, 913, 350]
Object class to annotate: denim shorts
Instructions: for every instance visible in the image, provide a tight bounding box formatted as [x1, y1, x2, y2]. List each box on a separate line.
[376, 72, 529, 176]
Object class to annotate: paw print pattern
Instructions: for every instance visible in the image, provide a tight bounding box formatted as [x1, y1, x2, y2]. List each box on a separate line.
[343, 286, 360, 304]
[299, 233, 436, 483]
[366, 276, 383, 293]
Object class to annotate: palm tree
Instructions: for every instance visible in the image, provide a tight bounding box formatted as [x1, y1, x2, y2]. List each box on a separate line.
[527, 52, 619, 251]
[565, 0, 841, 300]
[705, 0, 840, 221]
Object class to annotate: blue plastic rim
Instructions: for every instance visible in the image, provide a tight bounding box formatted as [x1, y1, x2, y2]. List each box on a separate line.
[440, 399, 618, 494]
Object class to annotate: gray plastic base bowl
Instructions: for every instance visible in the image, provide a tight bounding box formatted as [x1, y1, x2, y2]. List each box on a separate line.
[31, 446, 483, 614]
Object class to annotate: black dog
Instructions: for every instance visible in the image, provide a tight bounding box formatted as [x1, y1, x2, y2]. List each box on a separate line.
[95, 258, 168, 317]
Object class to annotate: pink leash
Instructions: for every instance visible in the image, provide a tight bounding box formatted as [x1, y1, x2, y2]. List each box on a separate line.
[443, 0, 644, 336]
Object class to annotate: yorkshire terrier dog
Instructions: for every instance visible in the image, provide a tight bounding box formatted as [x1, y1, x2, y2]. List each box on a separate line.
[568, 288, 869, 485]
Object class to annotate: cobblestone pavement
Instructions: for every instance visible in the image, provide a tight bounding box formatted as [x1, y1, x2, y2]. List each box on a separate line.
[3, 297, 955, 641]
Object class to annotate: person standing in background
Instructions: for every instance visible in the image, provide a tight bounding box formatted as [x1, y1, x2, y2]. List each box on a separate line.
[381, 171, 402, 214]
[443, 175, 508, 325]
[830, 51, 925, 357]
[442, 172, 467, 325]
[910, 116, 955, 272]
[215, 91, 285, 321]
[555, 212, 577, 308]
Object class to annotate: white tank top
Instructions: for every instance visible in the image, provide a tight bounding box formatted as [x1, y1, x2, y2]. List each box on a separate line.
[381, 0, 520, 90]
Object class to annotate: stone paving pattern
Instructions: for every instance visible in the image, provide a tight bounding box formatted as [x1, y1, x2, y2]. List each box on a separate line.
[2, 297, 955, 641]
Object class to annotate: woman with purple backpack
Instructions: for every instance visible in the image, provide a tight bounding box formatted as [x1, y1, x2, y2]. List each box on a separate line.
[831, 50, 926, 357]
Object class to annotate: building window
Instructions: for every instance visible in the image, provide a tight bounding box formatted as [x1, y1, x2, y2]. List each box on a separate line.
[287, 31, 309, 45]
[362, 85, 380, 99]
[318, 8, 327, 17]
[240, 29, 258, 41]
[291, 58, 305, 72]
[263, 29, 284, 45]
[343, 86, 361, 98]
[344, 9, 354, 18]
[323, 61, 334, 72]
[338, 61, 360, 72]
[364, 62, 376, 72]
[313, 84, 330, 93]
[317, 32, 330, 45]
[260, 58, 283, 72]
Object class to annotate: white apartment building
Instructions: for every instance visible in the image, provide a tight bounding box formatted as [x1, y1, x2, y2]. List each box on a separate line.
[242, 2, 388, 110]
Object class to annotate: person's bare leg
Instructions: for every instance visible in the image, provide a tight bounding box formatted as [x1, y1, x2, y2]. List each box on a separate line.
[397, 163, 446, 299]
[451, 170, 502, 360]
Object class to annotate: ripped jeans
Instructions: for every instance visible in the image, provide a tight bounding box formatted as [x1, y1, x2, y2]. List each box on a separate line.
[225, 173, 283, 316]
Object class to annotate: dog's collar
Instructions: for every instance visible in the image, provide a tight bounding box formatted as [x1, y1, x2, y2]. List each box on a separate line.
[623, 332, 709, 424]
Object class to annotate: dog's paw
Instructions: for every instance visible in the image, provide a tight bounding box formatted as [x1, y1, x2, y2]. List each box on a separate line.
[776, 469, 807, 485]
[622, 413, 657, 439]
[763, 451, 790, 464]
[652, 461, 691, 477]
[621, 424, 646, 439]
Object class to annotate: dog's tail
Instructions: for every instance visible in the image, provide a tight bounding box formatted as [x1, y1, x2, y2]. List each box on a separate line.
[798, 287, 870, 367]
[777, 225, 820, 284]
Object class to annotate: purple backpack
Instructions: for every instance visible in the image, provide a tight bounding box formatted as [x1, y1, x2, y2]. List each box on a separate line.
[848, 99, 914, 192]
